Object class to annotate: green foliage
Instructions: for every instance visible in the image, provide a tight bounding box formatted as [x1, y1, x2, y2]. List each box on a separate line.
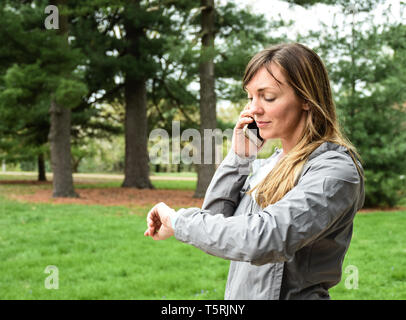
[301, 1, 406, 207]
[76, 136, 124, 173]
[0, 0, 125, 172]
[0, 1, 90, 166]
[55, 78, 88, 110]
[364, 170, 406, 207]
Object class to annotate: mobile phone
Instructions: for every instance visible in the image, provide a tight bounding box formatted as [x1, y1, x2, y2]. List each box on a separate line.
[243, 119, 264, 147]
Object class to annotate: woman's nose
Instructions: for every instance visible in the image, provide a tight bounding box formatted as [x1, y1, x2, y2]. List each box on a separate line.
[249, 98, 264, 115]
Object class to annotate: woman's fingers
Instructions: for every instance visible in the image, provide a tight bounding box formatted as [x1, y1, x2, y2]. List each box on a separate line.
[144, 202, 175, 240]
[145, 206, 163, 238]
[235, 108, 254, 129]
[240, 108, 253, 118]
[146, 213, 155, 235]
[145, 229, 152, 237]
[235, 116, 254, 129]
[147, 208, 158, 225]
[232, 105, 267, 158]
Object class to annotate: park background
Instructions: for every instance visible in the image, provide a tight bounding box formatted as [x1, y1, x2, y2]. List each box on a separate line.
[0, 0, 405, 299]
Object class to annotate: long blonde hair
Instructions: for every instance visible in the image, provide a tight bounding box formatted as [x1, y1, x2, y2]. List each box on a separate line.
[243, 43, 364, 209]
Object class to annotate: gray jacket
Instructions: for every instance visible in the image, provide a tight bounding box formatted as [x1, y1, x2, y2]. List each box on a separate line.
[173, 141, 365, 300]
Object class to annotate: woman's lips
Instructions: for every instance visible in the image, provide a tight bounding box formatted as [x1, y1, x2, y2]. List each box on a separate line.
[256, 121, 271, 128]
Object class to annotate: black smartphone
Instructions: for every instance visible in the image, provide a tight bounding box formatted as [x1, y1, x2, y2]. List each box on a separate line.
[243, 119, 264, 147]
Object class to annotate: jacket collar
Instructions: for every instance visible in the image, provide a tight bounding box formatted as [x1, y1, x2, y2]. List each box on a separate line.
[307, 141, 351, 162]
[276, 141, 356, 162]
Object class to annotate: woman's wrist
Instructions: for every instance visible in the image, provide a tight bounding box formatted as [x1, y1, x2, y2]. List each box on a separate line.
[170, 208, 186, 229]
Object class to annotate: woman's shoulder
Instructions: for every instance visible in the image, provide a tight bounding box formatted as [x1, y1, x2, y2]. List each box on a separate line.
[304, 146, 362, 184]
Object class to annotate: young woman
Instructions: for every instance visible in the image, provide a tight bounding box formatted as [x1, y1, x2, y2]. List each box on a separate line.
[144, 43, 365, 300]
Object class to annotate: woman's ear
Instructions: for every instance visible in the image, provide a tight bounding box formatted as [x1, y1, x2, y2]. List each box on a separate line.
[302, 100, 310, 111]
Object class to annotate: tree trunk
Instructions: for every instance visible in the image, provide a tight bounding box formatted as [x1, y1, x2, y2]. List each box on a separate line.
[48, 99, 78, 197]
[48, 0, 78, 198]
[121, 0, 154, 189]
[37, 153, 47, 181]
[71, 155, 81, 173]
[194, 0, 217, 198]
[121, 79, 154, 189]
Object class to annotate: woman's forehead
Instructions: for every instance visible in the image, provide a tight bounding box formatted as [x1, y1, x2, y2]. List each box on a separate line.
[245, 65, 285, 93]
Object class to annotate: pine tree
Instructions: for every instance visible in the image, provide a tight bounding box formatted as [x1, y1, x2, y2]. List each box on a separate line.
[300, 0, 406, 207]
[69, 0, 195, 189]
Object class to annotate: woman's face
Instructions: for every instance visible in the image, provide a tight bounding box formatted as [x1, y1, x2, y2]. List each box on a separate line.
[245, 63, 309, 152]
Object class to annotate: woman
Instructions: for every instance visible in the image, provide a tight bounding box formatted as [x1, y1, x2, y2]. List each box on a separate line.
[144, 43, 365, 300]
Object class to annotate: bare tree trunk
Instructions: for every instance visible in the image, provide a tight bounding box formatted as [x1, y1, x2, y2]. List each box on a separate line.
[49, 99, 78, 197]
[72, 156, 81, 173]
[37, 153, 47, 182]
[122, 78, 154, 188]
[194, 0, 217, 198]
[121, 0, 154, 189]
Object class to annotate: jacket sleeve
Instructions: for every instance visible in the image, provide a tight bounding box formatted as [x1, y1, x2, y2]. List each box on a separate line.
[200, 148, 257, 217]
[173, 151, 363, 266]
[171, 148, 258, 226]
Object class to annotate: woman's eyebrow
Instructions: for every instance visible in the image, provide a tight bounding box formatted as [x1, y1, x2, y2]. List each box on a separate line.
[245, 86, 280, 94]
[257, 86, 279, 92]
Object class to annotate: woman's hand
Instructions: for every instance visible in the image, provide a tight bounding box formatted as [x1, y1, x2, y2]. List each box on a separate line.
[232, 104, 266, 158]
[144, 202, 175, 240]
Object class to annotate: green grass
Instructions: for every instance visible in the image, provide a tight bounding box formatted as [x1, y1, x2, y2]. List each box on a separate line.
[0, 174, 37, 181]
[71, 180, 197, 190]
[0, 179, 196, 192]
[329, 211, 406, 299]
[0, 171, 197, 180]
[75, 180, 197, 191]
[151, 172, 197, 177]
[0, 178, 405, 300]
[0, 196, 227, 300]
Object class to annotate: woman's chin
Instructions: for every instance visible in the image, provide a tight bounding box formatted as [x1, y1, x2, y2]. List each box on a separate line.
[260, 131, 277, 141]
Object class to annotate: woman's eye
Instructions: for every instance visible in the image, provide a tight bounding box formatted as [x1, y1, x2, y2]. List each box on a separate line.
[247, 97, 253, 102]
[264, 97, 275, 102]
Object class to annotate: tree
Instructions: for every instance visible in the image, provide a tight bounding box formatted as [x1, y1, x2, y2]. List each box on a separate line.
[194, 0, 217, 198]
[191, 0, 332, 197]
[0, 0, 89, 196]
[69, 0, 195, 189]
[0, 1, 51, 181]
[299, 0, 406, 207]
[169, 1, 284, 197]
[47, 0, 84, 197]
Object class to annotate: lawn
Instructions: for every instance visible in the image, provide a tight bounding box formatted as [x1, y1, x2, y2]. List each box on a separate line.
[329, 211, 406, 299]
[0, 195, 226, 300]
[0, 179, 405, 300]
